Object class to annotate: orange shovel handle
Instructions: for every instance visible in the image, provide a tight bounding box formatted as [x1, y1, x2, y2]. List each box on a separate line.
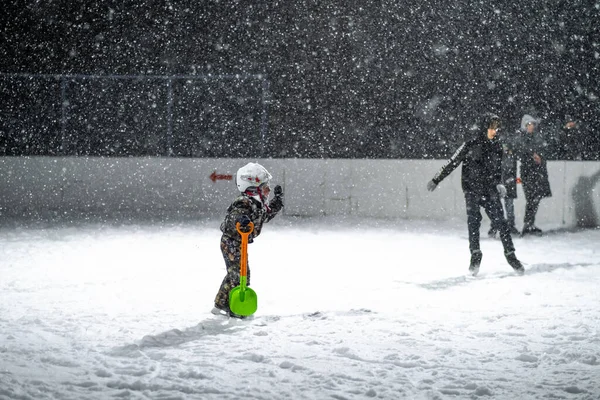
[235, 221, 254, 279]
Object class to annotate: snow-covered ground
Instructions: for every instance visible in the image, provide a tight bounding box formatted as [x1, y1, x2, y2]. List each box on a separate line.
[1, 216, 599, 400]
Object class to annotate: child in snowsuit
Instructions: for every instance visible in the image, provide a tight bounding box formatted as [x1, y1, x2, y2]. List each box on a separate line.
[427, 113, 525, 276]
[213, 162, 284, 317]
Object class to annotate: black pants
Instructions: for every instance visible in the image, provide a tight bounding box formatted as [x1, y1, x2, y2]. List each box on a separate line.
[465, 192, 515, 254]
[524, 195, 542, 227]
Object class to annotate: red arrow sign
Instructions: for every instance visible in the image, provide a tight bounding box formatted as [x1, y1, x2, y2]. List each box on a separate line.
[210, 171, 233, 182]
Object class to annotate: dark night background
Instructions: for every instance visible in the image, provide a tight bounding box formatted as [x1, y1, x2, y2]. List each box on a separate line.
[1, 0, 598, 159]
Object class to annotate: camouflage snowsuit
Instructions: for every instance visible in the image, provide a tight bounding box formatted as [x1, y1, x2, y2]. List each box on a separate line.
[214, 193, 282, 310]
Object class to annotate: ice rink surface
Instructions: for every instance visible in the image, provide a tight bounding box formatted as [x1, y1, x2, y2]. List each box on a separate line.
[1, 216, 599, 399]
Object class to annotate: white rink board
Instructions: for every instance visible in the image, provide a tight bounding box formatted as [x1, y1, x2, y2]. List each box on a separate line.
[0, 157, 599, 227]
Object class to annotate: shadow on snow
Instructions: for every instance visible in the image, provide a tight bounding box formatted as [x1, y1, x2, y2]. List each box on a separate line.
[137, 316, 249, 348]
[109, 309, 376, 355]
[414, 262, 597, 291]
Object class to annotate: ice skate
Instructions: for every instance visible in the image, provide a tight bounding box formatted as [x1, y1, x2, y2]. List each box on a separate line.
[505, 251, 525, 275]
[469, 250, 482, 276]
[211, 304, 249, 319]
[228, 310, 248, 319]
[521, 225, 542, 237]
[211, 304, 230, 317]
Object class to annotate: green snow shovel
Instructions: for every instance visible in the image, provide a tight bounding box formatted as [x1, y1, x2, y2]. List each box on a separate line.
[229, 221, 258, 316]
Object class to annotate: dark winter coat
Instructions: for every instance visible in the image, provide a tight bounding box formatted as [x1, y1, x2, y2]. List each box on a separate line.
[220, 193, 282, 243]
[558, 121, 584, 160]
[500, 132, 519, 199]
[431, 117, 503, 197]
[515, 125, 552, 200]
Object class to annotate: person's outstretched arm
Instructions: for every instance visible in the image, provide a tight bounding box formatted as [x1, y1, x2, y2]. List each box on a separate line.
[265, 185, 284, 222]
[427, 139, 473, 191]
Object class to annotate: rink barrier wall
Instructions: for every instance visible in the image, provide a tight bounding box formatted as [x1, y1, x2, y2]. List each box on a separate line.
[0, 157, 599, 228]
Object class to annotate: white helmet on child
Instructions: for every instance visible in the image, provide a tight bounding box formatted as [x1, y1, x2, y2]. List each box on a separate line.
[236, 162, 272, 193]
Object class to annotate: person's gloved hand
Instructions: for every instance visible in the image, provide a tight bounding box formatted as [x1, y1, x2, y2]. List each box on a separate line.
[427, 180, 438, 192]
[496, 184, 507, 198]
[274, 185, 283, 199]
[270, 185, 284, 210]
[237, 215, 251, 227]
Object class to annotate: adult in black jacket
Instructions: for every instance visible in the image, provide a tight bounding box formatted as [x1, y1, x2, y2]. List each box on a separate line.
[515, 115, 552, 235]
[427, 113, 524, 276]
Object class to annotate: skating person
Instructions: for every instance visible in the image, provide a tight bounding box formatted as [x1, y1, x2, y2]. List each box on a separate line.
[514, 115, 552, 236]
[212, 162, 284, 318]
[488, 124, 520, 237]
[427, 113, 525, 276]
